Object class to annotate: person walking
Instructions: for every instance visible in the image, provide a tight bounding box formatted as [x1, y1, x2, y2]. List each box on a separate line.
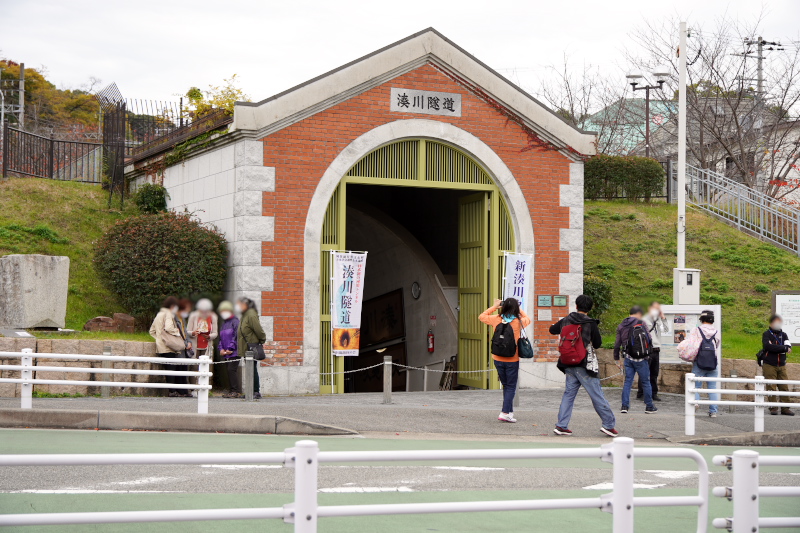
[217, 301, 241, 398]
[682, 310, 721, 417]
[549, 294, 618, 437]
[149, 296, 190, 397]
[761, 314, 795, 416]
[479, 298, 531, 423]
[187, 298, 219, 360]
[638, 301, 668, 402]
[614, 306, 657, 414]
[237, 297, 266, 400]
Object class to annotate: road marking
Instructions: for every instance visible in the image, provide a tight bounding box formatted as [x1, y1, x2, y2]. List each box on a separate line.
[111, 476, 177, 486]
[431, 466, 505, 471]
[643, 470, 701, 480]
[319, 487, 415, 493]
[200, 465, 283, 470]
[3, 489, 181, 494]
[582, 482, 666, 490]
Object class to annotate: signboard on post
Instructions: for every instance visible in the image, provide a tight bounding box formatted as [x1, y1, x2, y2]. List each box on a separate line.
[502, 252, 532, 312]
[658, 304, 722, 365]
[331, 251, 368, 356]
[772, 291, 800, 344]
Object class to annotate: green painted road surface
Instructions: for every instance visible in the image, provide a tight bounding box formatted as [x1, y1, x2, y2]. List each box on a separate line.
[1, 429, 798, 532]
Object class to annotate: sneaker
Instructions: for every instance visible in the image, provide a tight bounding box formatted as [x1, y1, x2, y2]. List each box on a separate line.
[620, 405, 629, 414]
[553, 426, 572, 436]
[253, 392, 262, 400]
[769, 408, 779, 415]
[600, 427, 619, 437]
[645, 406, 658, 414]
[695, 404, 700, 411]
[498, 412, 517, 423]
[652, 395, 662, 402]
[781, 409, 795, 416]
[708, 412, 717, 418]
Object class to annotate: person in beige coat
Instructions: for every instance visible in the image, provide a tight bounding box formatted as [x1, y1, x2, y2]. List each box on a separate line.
[149, 296, 190, 397]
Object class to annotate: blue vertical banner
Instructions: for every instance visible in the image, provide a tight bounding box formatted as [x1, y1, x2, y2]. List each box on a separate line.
[331, 251, 368, 356]
[502, 252, 532, 312]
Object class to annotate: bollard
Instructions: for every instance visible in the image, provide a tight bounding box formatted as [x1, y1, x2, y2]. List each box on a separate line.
[611, 437, 635, 533]
[727, 369, 738, 414]
[244, 351, 254, 402]
[290, 440, 319, 532]
[20, 348, 33, 409]
[100, 346, 112, 399]
[731, 449, 759, 533]
[383, 356, 392, 405]
[754, 375, 765, 433]
[197, 355, 210, 414]
[685, 373, 695, 436]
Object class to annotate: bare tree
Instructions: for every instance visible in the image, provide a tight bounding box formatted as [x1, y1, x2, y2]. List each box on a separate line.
[624, 14, 800, 198]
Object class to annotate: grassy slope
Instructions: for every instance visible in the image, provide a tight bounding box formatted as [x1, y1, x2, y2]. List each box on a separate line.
[0, 177, 142, 333]
[585, 200, 800, 363]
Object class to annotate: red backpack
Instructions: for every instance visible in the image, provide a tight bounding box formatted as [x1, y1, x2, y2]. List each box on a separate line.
[558, 323, 587, 365]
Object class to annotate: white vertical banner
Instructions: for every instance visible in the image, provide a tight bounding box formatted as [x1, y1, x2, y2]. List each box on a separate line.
[331, 251, 368, 356]
[502, 252, 533, 311]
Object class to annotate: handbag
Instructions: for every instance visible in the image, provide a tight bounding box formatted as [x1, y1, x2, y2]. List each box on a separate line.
[162, 331, 185, 353]
[247, 343, 267, 361]
[518, 325, 534, 359]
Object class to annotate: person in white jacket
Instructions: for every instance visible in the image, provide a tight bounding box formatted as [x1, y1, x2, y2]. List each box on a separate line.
[638, 301, 669, 402]
[149, 296, 189, 397]
[685, 310, 721, 417]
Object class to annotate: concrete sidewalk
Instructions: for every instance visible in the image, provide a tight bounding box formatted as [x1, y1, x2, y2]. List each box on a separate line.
[2, 388, 797, 441]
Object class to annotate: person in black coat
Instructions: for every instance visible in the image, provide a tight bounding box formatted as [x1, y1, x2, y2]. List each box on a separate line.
[761, 314, 795, 416]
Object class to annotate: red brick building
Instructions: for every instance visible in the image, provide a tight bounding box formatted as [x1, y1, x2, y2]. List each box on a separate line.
[129, 29, 595, 395]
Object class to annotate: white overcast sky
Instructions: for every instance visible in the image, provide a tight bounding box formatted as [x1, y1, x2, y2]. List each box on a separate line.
[2, 0, 799, 104]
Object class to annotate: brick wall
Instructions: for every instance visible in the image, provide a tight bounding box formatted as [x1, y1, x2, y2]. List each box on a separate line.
[259, 62, 573, 365]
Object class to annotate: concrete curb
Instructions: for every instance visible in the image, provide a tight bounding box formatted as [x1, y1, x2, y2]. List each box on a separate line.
[670, 430, 800, 447]
[0, 409, 358, 436]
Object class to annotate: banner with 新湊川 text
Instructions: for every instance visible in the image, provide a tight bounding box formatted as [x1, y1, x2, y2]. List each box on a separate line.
[503, 253, 532, 312]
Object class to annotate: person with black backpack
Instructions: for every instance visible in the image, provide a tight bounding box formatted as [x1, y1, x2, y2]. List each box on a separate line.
[760, 315, 794, 416]
[614, 306, 657, 414]
[549, 295, 618, 437]
[682, 310, 721, 417]
[479, 298, 531, 423]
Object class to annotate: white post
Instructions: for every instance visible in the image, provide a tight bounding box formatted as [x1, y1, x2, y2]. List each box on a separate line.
[20, 348, 33, 409]
[100, 345, 112, 399]
[677, 21, 688, 270]
[612, 437, 635, 533]
[244, 352, 254, 402]
[423, 367, 428, 392]
[754, 375, 765, 433]
[197, 355, 210, 415]
[685, 373, 696, 436]
[293, 440, 319, 533]
[731, 450, 759, 533]
[382, 356, 392, 404]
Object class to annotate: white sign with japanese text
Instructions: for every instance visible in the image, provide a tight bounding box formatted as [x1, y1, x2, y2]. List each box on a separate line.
[774, 293, 800, 344]
[331, 252, 367, 356]
[502, 253, 533, 313]
[390, 87, 462, 117]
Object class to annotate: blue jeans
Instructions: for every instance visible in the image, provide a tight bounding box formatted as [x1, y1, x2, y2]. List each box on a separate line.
[557, 366, 616, 430]
[494, 360, 519, 414]
[692, 362, 719, 414]
[622, 358, 654, 409]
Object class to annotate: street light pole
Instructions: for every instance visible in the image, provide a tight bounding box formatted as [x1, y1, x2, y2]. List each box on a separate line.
[677, 21, 688, 270]
[626, 67, 669, 159]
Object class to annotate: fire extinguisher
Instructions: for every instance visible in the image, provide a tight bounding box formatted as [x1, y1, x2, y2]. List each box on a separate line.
[427, 329, 435, 353]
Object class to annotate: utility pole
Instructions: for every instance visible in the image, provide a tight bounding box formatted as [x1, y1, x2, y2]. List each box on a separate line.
[18, 63, 24, 130]
[677, 21, 688, 270]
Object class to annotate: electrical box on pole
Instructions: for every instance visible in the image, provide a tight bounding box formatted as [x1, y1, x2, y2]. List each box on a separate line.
[673, 268, 701, 305]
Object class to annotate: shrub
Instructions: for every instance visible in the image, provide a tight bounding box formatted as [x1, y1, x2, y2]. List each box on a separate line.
[610, 214, 622, 221]
[94, 211, 228, 323]
[650, 278, 671, 289]
[754, 284, 770, 294]
[133, 183, 170, 214]
[746, 298, 765, 307]
[584, 154, 665, 201]
[584, 274, 612, 321]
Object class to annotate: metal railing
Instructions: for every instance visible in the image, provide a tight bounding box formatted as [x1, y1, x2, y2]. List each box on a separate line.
[712, 451, 800, 532]
[684, 373, 800, 435]
[679, 163, 800, 254]
[2, 123, 103, 182]
[0, 349, 212, 414]
[0, 437, 710, 533]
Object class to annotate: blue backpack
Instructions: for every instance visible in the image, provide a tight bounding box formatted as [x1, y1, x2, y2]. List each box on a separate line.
[696, 329, 718, 371]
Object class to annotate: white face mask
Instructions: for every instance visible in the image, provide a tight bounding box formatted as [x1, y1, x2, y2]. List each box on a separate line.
[170, 306, 179, 314]
[772, 322, 783, 330]
[220, 311, 232, 320]
[650, 309, 659, 318]
[180, 311, 190, 319]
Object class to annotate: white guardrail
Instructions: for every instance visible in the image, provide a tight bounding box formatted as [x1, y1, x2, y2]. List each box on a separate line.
[712, 451, 800, 532]
[0, 349, 212, 414]
[685, 373, 800, 436]
[0, 437, 709, 533]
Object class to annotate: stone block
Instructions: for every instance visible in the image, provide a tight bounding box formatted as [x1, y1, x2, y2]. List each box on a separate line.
[34, 360, 90, 395]
[234, 215, 274, 242]
[233, 266, 274, 291]
[230, 241, 263, 267]
[233, 192, 263, 217]
[0, 254, 70, 328]
[0, 337, 16, 352]
[15, 338, 36, 352]
[36, 338, 53, 353]
[234, 141, 264, 167]
[0, 383, 18, 397]
[235, 166, 276, 192]
[559, 228, 583, 252]
[559, 184, 582, 208]
[50, 339, 81, 355]
[559, 273, 583, 296]
[83, 316, 115, 332]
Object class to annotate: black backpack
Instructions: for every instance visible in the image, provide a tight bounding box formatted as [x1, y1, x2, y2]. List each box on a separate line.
[491, 322, 517, 358]
[696, 329, 718, 370]
[627, 322, 652, 359]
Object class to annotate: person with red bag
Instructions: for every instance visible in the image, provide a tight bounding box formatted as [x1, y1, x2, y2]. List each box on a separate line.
[549, 295, 617, 437]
